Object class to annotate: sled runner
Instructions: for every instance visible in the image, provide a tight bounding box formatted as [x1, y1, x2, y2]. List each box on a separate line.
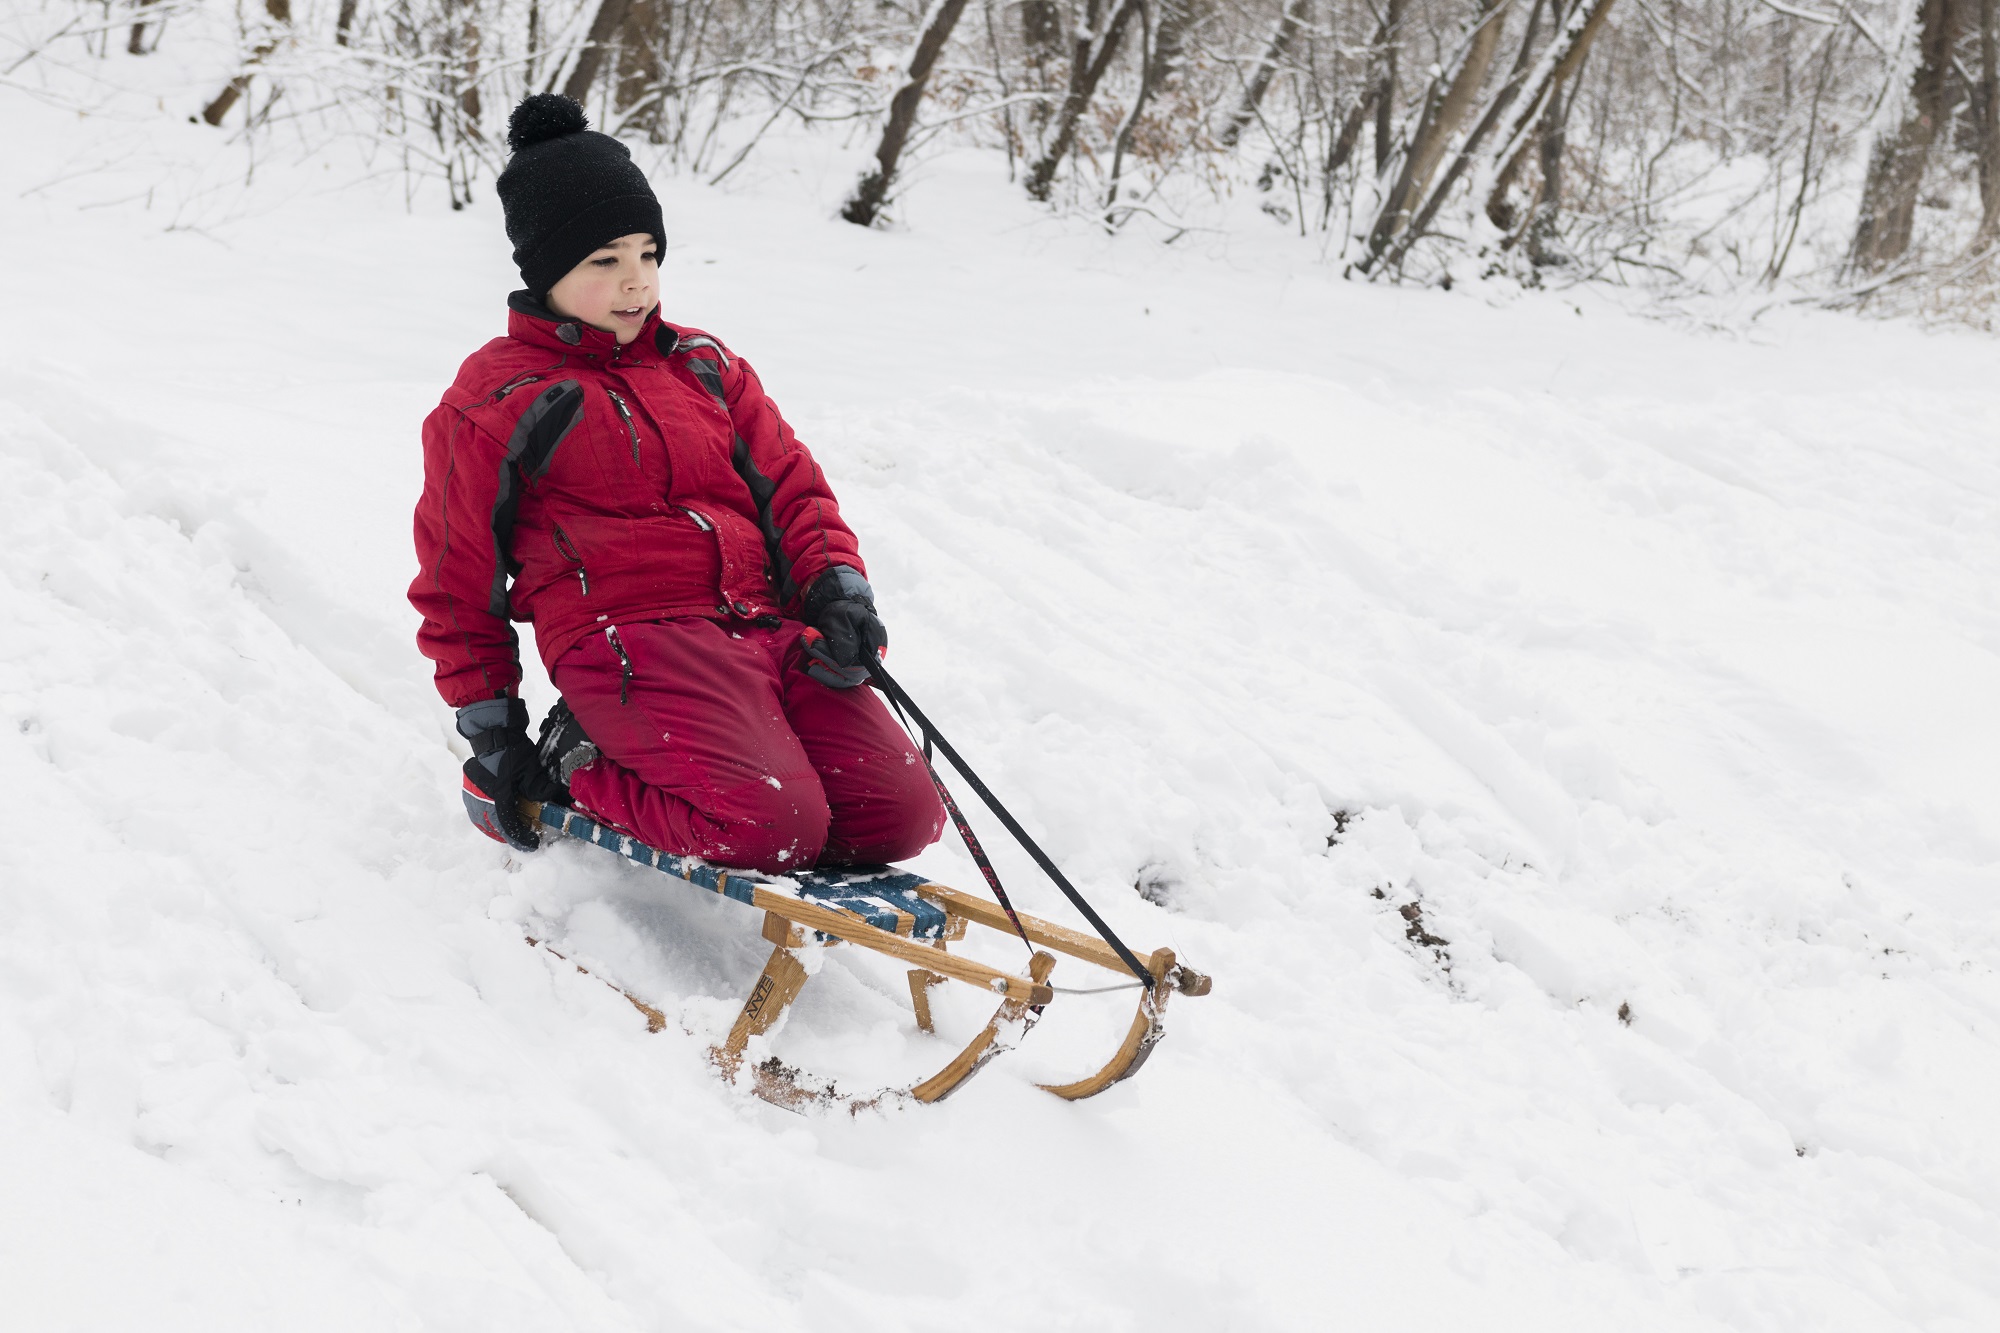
[465, 783, 1211, 1111]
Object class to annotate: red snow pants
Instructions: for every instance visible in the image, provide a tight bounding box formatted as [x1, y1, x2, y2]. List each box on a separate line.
[557, 617, 945, 873]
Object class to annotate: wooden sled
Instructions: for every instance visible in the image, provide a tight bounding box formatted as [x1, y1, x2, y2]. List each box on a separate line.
[501, 796, 1211, 1112]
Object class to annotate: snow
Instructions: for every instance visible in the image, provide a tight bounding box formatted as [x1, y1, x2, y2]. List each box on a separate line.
[6, 84, 2000, 1332]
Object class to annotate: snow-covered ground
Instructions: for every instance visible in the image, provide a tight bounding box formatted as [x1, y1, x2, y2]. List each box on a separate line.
[5, 82, 2000, 1332]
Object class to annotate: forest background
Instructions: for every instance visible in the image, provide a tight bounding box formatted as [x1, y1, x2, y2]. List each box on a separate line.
[10, 0, 2000, 319]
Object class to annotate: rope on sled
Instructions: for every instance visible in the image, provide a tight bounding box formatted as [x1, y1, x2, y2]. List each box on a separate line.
[868, 661, 1158, 991]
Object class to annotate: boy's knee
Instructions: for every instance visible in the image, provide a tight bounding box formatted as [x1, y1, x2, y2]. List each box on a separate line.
[860, 807, 946, 865]
[706, 778, 830, 873]
[824, 767, 945, 866]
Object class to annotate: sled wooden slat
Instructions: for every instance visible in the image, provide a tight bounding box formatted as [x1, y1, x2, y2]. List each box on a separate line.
[746, 884, 1054, 1006]
[789, 868, 949, 938]
[915, 883, 1212, 995]
[921, 883, 1115, 966]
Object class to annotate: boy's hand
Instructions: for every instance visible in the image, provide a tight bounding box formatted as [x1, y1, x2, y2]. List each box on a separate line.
[456, 698, 568, 850]
[801, 566, 887, 689]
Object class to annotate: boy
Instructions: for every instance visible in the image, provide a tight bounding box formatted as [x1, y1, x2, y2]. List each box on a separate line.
[410, 93, 944, 874]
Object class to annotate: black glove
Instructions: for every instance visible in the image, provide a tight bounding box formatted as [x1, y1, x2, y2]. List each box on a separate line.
[799, 566, 887, 689]
[457, 698, 568, 852]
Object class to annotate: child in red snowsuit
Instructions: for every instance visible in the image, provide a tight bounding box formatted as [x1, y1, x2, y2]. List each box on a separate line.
[410, 94, 944, 873]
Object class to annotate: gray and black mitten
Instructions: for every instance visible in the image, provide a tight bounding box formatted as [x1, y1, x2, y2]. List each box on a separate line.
[457, 697, 569, 851]
[800, 566, 887, 689]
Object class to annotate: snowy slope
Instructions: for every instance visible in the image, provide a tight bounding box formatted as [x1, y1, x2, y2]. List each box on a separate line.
[5, 87, 2000, 1332]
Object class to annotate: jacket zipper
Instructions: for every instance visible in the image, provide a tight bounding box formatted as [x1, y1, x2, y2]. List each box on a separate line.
[552, 523, 589, 595]
[607, 389, 641, 464]
[683, 507, 712, 531]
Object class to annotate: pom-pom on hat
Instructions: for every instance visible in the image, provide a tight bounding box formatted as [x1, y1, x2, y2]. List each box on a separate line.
[495, 93, 665, 298]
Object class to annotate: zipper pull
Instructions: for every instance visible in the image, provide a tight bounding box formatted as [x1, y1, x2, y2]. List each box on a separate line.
[488, 373, 542, 404]
[554, 524, 590, 594]
[608, 390, 642, 464]
[605, 625, 634, 705]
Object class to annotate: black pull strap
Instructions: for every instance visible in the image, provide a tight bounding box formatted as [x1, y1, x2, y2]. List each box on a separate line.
[880, 692, 1037, 956]
[869, 661, 1157, 991]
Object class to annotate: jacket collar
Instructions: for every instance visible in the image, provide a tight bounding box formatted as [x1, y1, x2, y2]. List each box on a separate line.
[506, 289, 665, 361]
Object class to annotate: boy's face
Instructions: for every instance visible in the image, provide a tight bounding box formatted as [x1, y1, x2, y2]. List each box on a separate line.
[546, 232, 660, 344]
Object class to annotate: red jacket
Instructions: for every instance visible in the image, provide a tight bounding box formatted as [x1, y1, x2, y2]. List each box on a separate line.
[410, 295, 863, 706]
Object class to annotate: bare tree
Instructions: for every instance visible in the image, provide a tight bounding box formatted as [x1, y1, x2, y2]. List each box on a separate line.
[1480, 0, 1616, 230]
[1372, 0, 1401, 172]
[6, 0, 1989, 310]
[1357, 0, 1516, 269]
[1849, 0, 1959, 271]
[842, 0, 978, 224]
[1218, 0, 1312, 147]
[1025, 0, 1147, 200]
[200, 0, 292, 126]
[1979, 0, 2000, 243]
[1149, 0, 1195, 86]
[558, 0, 637, 102]
[128, 0, 159, 55]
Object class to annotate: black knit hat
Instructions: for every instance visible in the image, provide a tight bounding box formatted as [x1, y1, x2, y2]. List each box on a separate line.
[495, 94, 665, 297]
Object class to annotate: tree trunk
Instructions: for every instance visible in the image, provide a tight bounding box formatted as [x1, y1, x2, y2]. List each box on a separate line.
[526, 0, 543, 88]
[1478, 0, 1610, 195]
[1377, 0, 1615, 273]
[1326, 84, 1378, 179]
[1979, 0, 2000, 243]
[1218, 0, 1312, 148]
[1024, 0, 1144, 200]
[615, 0, 662, 120]
[335, 0, 358, 46]
[1318, 8, 1393, 223]
[558, 0, 637, 102]
[1373, 0, 1401, 172]
[1317, 83, 1377, 226]
[1524, 81, 1569, 264]
[1149, 0, 1193, 85]
[460, 14, 484, 126]
[1022, 0, 1066, 68]
[1359, 0, 1514, 268]
[200, 0, 292, 126]
[1105, 0, 1155, 215]
[1482, 0, 1553, 228]
[1848, 0, 1959, 272]
[842, 0, 978, 224]
[127, 0, 157, 55]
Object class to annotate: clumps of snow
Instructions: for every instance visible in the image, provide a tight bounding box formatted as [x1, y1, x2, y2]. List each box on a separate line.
[1131, 864, 1178, 909]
